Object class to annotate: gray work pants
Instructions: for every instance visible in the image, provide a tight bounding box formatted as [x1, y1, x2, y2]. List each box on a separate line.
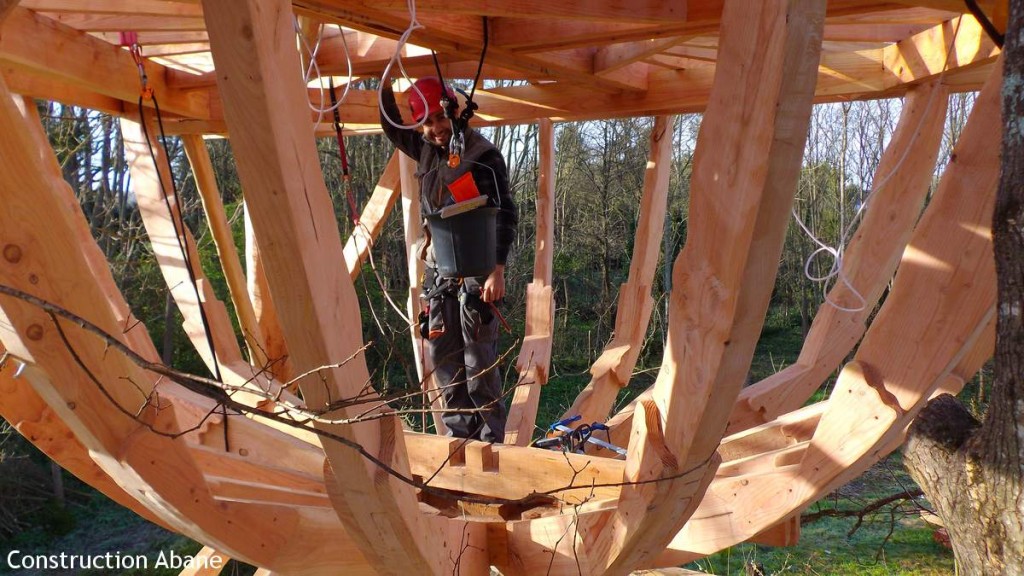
[426, 282, 507, 442]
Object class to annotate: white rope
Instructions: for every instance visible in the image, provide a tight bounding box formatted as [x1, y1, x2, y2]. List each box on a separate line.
[379, 0, 429, 130]
[294, 19, 354, 128]
[792, 17, 962, 314]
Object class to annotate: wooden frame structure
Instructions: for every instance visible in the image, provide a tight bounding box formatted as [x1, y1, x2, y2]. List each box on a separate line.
[0, 1, 1005, 574]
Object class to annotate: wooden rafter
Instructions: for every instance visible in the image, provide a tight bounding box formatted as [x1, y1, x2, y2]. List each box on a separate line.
[0, 7, 210, 118]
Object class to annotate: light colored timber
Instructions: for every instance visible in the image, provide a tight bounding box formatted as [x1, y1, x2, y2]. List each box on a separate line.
[201, 2, 486, 573]
[0, 357, 173, 530]
[181, 134, 268, 369]
[563, 115, 674, 428]
[728, 79, 948, 435]
[883, 13, 1000, 85]
[398, 152, 446, 435]
[349, 0, 689, 23]
[501, 2, 825, 574]
[0, 72, 373, 575]
[38, 12, 206, 32]
[11, 94, 158, 360]
[0, 7, 209, 119]
[123, 117, 300, 410]
[620, 1, 825, 568]
[504, 118, 556, 446]
[244, 205, 293, 383]
[655, 55, 1003, 568]
[178, 546, 228, 576]
[1, 66, 126, 117]
[342, 152, 402, 279]
[0, 0, 18, 22]
[297, 0, 650, 92]
[0, 96, 174, 532]
[20, 0, 203, 17]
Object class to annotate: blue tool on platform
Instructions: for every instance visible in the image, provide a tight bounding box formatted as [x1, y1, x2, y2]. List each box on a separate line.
[532, 415, 627, 457]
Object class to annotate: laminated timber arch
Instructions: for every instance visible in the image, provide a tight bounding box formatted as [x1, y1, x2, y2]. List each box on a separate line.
[0, 1, 1006, 575]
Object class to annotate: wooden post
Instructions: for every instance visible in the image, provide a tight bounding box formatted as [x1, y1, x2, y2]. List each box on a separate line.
[501, 2, 826, 573]
[121, 118, 244, 374]
[505, 118, 556, 445]
[201, 1, 485, 572]
[123, 119, 298, 408]
[181, 134, 268, 369]
[728, 79, 949, 434]
[398, 152, 446, 434]
[0, 72, 359, 573]
[656, 56, 1003, 567]
[562, 115, 673, 428]
[244, 205, 292, 381]
[342, 152, 402, 279]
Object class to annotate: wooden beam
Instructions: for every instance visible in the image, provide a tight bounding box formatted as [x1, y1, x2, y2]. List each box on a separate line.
[501, 2, 826, 573]
[0, 71, 371, 574]
[0, 360, 174, 530]
[655, 55, 1004, 568]
[595, 38, 688, 73]
[564, 116, 674, 427]
[178, 546, 228, 576]
[181, 134, 268, 369]
[20, 0, 203, 17]
[244, 205, 292, 382]
[122, 117, 245, 374]
[407, 434, 624, 504]
[296, 1, 649, 92]
[621, 1, 825, 568]
[343, 152, 401, 279]
[504, 118, 556, 446]
[201, 2, 486, 573]
[347, 0, 688, 23]
[728, 79, 948, 434]
[396, 153, 445, 434]
[0, 7, 210, 119]
[0, 0, 19, 22]
[883, 13, 1000, 85]
[38, 12, 206, 32]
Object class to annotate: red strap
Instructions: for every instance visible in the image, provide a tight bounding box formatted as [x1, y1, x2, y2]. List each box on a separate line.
[118, 31, 139, 46]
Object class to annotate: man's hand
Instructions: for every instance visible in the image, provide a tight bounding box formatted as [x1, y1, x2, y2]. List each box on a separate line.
[481, 264, 505, 303]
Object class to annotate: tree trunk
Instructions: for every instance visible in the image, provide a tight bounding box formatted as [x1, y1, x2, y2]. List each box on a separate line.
[905, 4, 1024, 573]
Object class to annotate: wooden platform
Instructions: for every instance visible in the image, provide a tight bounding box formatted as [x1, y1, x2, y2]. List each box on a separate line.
[0, 1, 1005, 575]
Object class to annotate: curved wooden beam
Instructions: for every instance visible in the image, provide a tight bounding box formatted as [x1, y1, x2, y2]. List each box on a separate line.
[654, 54, 1002, 567]
[181, 134, 268, 369]
[563, 115, 673, 427]
[200, 1, 487, 572]
[500, 1, 825, 573]
[0, 73, 372, 575]
[728, 79, 949, 434]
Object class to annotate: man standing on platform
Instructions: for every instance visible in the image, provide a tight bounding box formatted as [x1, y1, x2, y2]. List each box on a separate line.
[379, 77, 518, 442]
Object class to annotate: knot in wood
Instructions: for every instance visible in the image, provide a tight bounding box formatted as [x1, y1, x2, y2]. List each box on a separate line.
[2, 244, 22, 263]
[26, 324, 44, 341]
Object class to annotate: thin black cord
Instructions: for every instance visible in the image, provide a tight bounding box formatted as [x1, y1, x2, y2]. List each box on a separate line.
[137, 95, 224, 385]
[468, 16, 488, 103]
[964, 0, 1005, 48]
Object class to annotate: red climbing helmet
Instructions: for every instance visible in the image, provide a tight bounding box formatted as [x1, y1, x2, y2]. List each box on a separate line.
[408, 77, 457, 122]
